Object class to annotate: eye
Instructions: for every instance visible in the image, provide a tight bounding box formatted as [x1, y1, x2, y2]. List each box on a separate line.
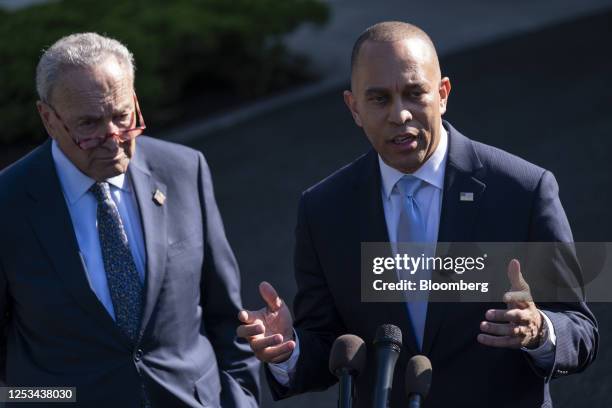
[369, 95, 388, 105]
[78, 119, 97, 129]
[114, 113, 132, 125]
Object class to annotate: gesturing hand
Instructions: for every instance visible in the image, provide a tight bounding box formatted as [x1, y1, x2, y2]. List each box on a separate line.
[478, 259, 544, 349]
[236, 281, 296, 363]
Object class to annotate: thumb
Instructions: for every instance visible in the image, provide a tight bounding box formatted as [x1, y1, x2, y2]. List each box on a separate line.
[259, 281, 283, 312]
[507, 259, 529, 292]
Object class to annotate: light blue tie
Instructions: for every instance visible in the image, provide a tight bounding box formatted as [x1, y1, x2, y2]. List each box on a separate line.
[90, 182, 144, 344]
[396, 175, 428, 350]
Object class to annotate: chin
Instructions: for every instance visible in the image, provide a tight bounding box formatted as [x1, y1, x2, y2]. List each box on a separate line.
[95, 165, 127, 181]
[391, 155, 423, 173]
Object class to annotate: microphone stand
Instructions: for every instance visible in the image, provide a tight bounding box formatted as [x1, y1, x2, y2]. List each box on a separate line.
[408, 393, 422, 408]
[337, 367, 354, 408]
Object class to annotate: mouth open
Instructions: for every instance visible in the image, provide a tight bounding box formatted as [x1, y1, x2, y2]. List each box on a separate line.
[390, 133, 419, 151]
[392, 134, 417, 144]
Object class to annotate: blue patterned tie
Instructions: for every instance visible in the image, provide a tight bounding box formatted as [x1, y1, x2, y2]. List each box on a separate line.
[90, 182, 144, 344]
[396, 175, 429, 350]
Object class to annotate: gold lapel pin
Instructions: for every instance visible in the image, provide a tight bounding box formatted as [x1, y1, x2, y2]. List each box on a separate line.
[153, 189, 166, 206]
[459, 192, 474, 202]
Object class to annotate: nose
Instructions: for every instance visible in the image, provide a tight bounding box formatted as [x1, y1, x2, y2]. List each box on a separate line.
[388, 99, 412, 125]
[95, 120, 124, 148]
[104, 119, 123, 137]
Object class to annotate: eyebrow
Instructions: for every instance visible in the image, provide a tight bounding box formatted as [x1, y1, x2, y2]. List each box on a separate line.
[74, 107, 131, 123]
[365, 83, 426, 95]
[75, 113, 103, 122]
[75, 104, 132, 119]
[365, 87, 390, 95]
[113, 103, 133, 113]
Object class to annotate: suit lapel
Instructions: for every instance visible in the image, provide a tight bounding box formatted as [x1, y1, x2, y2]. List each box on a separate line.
[436, 123, 486, 243]
[25, 141, 130, 346]
[357, 151, 389, 244]
[128, 149, 168, 341]
[356, 151, 420, 355]
[422, 123, 487, 356]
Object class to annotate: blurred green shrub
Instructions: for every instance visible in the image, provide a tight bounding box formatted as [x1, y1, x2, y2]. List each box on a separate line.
[0, 0, 329, 145]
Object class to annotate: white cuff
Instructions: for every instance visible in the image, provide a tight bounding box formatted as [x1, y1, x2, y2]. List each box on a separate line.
[522, 310, 556, 369]
[267, 330, 301, 386]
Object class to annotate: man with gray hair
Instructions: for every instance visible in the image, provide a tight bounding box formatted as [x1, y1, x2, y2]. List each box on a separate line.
[0, 32, 260, 407]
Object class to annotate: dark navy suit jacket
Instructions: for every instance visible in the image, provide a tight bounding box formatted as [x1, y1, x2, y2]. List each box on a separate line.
[267, 122, 598, 407]
[0, 137, 260, 407]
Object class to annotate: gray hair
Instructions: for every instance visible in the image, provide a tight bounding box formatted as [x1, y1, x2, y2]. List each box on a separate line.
[36, 32, 135, 102]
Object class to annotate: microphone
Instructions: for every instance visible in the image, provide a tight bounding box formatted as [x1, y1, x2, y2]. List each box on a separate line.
[404, 355, 432, 408]
[372, 324, 402, 408]
[329, 334, 367, 408]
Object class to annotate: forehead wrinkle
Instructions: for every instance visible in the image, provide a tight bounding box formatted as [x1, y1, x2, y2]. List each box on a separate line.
[53, 67, 133, 119]
[62, 88, 129, 118]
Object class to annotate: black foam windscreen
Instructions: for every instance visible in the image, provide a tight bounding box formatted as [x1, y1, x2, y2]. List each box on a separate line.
[329, 334, 367, 376]
[405, 355, 432, 398]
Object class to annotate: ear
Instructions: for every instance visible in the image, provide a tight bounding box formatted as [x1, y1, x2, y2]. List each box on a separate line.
[37, 100, 56, 140]
[438, 77, 452, 115]
[343, 90, 363, 127]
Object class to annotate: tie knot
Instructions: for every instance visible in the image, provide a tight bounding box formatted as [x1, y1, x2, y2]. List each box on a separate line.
[396, 175, 422, 198]
[90, 182, 111, 203]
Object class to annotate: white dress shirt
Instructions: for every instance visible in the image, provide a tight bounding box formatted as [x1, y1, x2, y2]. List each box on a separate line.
[379, 125, 448, 245]
[51, 140, 146, 320]
[269, 126, 556, 385]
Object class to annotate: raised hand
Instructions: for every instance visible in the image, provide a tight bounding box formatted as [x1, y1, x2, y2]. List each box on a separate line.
[477, 259, 544, 349]
[237, 281, 296, 363]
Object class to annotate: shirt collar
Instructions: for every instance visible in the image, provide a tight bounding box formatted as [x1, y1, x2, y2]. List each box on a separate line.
[379, 124, 449, 199]
[51, 140, 129, 205]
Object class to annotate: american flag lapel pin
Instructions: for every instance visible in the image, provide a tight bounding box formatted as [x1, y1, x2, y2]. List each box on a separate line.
[153, 189, 166, 206]
[460, 192, 474, 202]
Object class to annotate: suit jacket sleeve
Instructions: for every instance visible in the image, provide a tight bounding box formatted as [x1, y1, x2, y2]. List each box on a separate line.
[0, 257, 7, 384]
[529, 170, 598, 380]
[197, 152, 261, 408]
[266, 191, 345, 399]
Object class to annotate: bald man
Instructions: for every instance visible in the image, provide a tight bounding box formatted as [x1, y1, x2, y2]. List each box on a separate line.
[237, 22, 597, 407]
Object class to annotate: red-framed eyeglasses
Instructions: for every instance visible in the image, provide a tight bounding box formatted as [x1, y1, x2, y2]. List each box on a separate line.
[45, 92, 146, 150]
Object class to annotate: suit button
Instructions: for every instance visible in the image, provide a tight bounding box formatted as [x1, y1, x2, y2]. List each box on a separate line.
[134, 349, 144, 362]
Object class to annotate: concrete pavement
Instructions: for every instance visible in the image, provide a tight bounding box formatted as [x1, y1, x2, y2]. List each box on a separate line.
[285, 0, 612, 81]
